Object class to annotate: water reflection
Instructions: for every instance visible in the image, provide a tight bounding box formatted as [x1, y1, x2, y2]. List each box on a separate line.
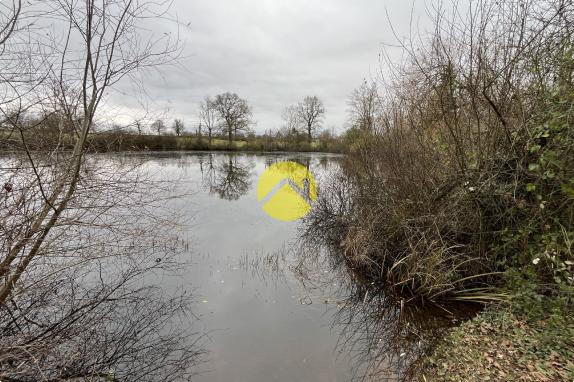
[0, 265, 204, 381]
[133, 152, 468, 382]
[289, 244, 441, 381]
[199, 154, 253, 200]
[263, 155, 311, 171]
[0, 153, 205, 381]
[5, 151, 376, 382]
[295, 214, 479, 381]
[96, 152, 451, 382]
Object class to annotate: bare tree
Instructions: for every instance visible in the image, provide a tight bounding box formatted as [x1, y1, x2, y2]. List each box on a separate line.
[212, 92, 252, 144]
[135, 119, 144, 135]
[199, 96, 218, 145]
[0, 1, 202, 379]
[152, 119, 166, 136]
[173, 118, 184, 136]
[348, 80, 380, 132]
[0, 214, 206, 381]
[208, 155, 252, 200]
[0, 154, 205, 380]
[0, 0, 181, 307]
[197, 121, 202, 137]
[0, 0, 21, 47]
[0, 0, 39, 147]
[295, 96, 325, 142]
[281, 104, 300, 135]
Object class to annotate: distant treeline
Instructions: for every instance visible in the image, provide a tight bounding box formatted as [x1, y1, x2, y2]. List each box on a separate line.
[0, 129, 346, 153]
[88, 132, 345, 153]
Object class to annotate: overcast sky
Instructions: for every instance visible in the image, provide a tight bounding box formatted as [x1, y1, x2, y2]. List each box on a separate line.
[110, 0, 434, 134]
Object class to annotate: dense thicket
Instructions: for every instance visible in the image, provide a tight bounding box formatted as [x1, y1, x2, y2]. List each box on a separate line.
[307, 0, 574, 303]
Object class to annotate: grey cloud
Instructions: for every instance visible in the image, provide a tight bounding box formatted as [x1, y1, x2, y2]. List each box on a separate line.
[109, 0, 434, 133]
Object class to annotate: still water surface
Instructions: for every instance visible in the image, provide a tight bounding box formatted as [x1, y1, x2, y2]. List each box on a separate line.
[136, 152, 353, 382]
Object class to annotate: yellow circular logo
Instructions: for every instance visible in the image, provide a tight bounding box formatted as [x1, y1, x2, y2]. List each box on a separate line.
[257, 161, 317, 221]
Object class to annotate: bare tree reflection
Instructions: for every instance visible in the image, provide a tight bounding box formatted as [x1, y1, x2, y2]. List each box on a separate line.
[318, 156, 330, 170]
[264, 156, 310, 171]
[200, 155, 252, 201]
[0, 155, 206, 381]
[293, 243, 475, 382]
[198, 153, 217, 193]
[0, 263, 205, 381]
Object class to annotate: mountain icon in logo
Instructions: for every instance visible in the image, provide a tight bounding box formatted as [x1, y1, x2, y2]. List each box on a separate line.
[257, 161, 317, 221]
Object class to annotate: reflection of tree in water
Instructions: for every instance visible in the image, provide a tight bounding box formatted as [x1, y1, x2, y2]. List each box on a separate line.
[318, 155, 330, 170]
[293, 244, 476, 382]
[0, 157, 205, 381]
[200, 154, 252, 200]
[264, 156, 310, 171]
[262, 156, 314, 202]
[264, 155, 279, 169]
[198, 153, 217, 189]
[0, 257, 205, 381]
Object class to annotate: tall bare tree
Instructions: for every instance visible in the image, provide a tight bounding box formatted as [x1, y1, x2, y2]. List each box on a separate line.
[134, 119, 144, 135]
[348, 80, 380, 132]
[0, 0, 180, 306]
[152, 119, 166, 136]
[281, 104, 300, 135]
[173, 118, 184, 136]
[212, 92, 252, 144]
[0, 1, 204, 378]
[199, 96, 218, 145]
[295, 96, 325, 142]
[197, 121, 202, 137]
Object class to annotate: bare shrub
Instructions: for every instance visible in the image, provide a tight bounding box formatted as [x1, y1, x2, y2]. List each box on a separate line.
[0, 1, 205, 379]
[307, 0, 574, 302]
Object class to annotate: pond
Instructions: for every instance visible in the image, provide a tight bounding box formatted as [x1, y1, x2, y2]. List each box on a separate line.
[134, 152, 356, 381]
[0, 150, 458, 381]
